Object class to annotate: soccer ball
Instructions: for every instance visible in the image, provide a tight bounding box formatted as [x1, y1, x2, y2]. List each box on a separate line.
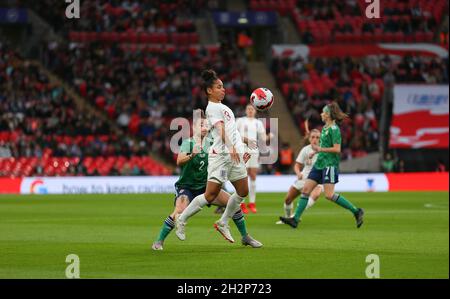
[250, 88, 274, 111]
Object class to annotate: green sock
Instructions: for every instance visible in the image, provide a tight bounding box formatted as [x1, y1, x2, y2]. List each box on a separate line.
[233, 216, 248, 237]
[334, 194, 359, 214]
[293, 196, 309, 222]
[157, 216, 175, 242]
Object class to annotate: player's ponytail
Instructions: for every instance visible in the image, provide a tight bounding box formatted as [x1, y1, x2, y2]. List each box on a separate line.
[201, 69, 218, 96]
[326, 102, 348, 124]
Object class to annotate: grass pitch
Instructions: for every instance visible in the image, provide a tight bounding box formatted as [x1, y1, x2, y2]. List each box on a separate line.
[0, 192, 448, 278]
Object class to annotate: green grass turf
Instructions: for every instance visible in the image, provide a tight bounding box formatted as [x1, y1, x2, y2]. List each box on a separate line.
[0, 192, 448, 278]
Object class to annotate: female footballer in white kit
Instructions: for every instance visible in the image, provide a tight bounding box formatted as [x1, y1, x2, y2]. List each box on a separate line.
[236, 104, 271, 214]
[276, 129, 323, 225]
[175, 69, 257, 244]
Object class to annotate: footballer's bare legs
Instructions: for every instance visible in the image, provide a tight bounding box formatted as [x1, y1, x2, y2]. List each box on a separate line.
[283, 186, 300, 217]
[178, 181, 221, 222]
[247, 168, 258, 213]
[220, 177, 248, 225]
[175, 181, 221, 240]
[171, 196, 189, 219]
[214, 177, 248, 243]
[277, 185, 320, 224]
[308, 185, 322, 209]
[323, 184, 364, 228]
[153, 195, 189, 250]
[211, 190, 262, 248]
[280, 179, 318, 228]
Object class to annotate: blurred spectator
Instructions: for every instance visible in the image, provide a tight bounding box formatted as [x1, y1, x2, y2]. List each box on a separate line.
[0, 141, 12, 157]
[279, 143, 294, 173]
[109, 165, 121, 176]
[436, 159, 447, 172]
[362, 22, 375, 33]
[120, 162, 132, 176]
[131, 164, 143, 175]
[237, 31, 254, 60]
[396, 159, 406, 173]
[382, 153, 396, 172]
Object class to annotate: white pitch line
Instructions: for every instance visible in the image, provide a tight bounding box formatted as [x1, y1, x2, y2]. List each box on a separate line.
[424, 203, 449, 209]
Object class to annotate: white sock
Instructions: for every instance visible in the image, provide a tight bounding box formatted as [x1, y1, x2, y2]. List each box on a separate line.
[284, 202, 293, 217]
[219, 193, 244, 224]
[249, 179, 256, 204]
[305, 197, 316, 210]
[178, 194, 208, 223]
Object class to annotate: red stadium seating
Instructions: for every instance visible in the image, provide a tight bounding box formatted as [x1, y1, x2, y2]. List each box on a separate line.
[69, 31, 199, 45]
[0, 155, 171, 177]
[285, 0, 444, 44]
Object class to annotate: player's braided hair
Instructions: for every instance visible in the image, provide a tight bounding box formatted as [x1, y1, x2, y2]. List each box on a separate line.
[326, 101, 348, 124]
[201, 69, 218, 96]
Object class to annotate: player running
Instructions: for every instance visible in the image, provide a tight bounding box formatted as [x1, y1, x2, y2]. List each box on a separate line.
[175, 69, 257, 244]
[279, 102, 365, 228]
[276, 128, 323, 224]
[236, 104, 271, 214]
[152, 110, 262, 250]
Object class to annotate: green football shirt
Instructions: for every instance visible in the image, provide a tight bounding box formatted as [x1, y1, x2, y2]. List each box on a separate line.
[314, 124, 342, 170]
[174, 137, 211, 190]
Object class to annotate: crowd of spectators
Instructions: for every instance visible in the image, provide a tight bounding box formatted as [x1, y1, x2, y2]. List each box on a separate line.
[28, 0, 219, 35]
[3, 0, 448, 177]
[0, 42, 170, 176]
[1, 1, 254, 177]
[291, 0, 447, 44]
[271, 53, 449, 161]
[40, 32, 252, 165]
[295, 0, 360, 20]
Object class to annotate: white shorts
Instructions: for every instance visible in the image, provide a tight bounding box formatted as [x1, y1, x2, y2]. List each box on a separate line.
[245, 152, 259, 169]
[292, 179, 324, 192]
[207, 154, 248, 184]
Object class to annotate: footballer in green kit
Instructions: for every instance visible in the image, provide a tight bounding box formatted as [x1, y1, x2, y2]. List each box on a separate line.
[280, 102, 365, 229]
[174, 136, 209, 192]
[152, 110, 262, 250]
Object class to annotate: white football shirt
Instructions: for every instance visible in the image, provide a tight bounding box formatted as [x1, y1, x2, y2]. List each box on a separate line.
[296, 144, 317, 178]
[205, 101, 244, 155]
[236, 117, 266, 154]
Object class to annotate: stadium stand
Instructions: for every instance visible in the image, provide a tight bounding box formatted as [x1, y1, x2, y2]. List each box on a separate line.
[40, 37, 252, 162]
[1, 0, 448, 176]
[271, 53, 449, 160]
[1, 0, 254, 177]
[0, 43, 171, 177]
[248, 0, 447, 44]
[29, 0, 206, 40]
